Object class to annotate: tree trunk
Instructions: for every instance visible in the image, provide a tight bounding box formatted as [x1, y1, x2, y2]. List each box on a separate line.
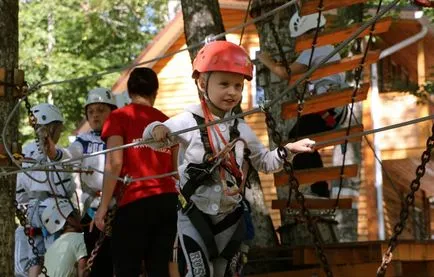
[180, 0, 278, 248]
[180, 0, 226, 60]
[0, 0, 19, 276]
[252, 0, 315, 245]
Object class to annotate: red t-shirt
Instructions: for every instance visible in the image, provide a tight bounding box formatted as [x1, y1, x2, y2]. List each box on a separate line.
[101, 103, 177, 206]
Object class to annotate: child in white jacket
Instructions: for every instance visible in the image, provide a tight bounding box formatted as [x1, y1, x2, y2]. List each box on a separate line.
[143, 41, 314, 277]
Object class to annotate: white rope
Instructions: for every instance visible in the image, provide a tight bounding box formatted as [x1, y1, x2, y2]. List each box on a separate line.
[2, 113, 432, 177]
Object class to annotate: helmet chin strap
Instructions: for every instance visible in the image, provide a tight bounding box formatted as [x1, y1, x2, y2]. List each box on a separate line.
[197, 72, 227, 116]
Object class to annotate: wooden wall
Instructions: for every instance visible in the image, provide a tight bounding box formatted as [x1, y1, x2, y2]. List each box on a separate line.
[361, 92, 433, 241]
[382, 159, 431, 239]
[378, 19, 434, 86]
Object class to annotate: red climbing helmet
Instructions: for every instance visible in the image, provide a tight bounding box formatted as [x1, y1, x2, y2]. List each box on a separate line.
[192, 41, 253, 81]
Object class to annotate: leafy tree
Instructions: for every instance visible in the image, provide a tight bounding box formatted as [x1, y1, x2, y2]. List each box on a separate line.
[19, 0, 169, 145]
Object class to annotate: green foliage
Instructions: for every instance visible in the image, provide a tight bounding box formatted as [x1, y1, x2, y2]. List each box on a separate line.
[367, 0, 434, 22]
[19, 0, 169, 145]
[396, 81, 434, 105]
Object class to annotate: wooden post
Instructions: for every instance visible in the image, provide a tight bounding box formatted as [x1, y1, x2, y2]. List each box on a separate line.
[362, 74, 379, 241]
[417, 40, 426, 86]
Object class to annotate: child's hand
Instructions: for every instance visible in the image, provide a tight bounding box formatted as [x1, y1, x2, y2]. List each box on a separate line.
[285, 138, 315, 154]
[152, 125, 171, 142]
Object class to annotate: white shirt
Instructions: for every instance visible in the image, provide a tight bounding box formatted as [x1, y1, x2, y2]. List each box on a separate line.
[143, 104, 293, 215]
[58, 131, 105, 208]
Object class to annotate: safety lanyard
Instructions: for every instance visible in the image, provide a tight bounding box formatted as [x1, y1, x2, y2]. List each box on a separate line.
[200, 99, 242, 181]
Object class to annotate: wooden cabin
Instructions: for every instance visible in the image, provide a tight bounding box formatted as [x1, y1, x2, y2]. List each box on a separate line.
[75, 0, 434, 275]
[104, 0, 434, 243]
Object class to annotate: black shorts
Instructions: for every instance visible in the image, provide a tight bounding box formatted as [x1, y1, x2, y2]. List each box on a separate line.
[111, 193, 178, 277]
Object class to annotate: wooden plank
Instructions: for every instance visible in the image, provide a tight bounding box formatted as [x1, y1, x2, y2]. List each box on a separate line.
[289, 50, 380, 85]
[296, 241, 434, 266]
[300, 0, 369, 16]
[295, 17, 392, 52]
[281, 83, 369, 119]
[13, 69, 24, 97]
[302, 124, 364, 149]
[249, 262, 401, 277]
[274, 164, 358, 187]
[272, 198, 352, 210]
[380, 242, 434, 261]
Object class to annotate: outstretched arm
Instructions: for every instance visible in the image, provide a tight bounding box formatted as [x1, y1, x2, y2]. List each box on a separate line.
[257, 52, 308, 80]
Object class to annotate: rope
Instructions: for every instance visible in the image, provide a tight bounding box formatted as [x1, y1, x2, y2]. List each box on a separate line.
[285, 0, 324, 212]
[352, 116, 427, 236]
[264, 0, 401, 109]
[293, 0, 325, 140]
[3, 113, 432, 178]
[1, 0, 399, 176]
[314, 114, 434, 149]
[332, 0, 384, 213]
[239, 0, 253, 46]
[36, 0, 298, 88]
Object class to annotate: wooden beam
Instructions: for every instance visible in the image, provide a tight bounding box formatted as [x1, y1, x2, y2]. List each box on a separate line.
[298, 124, 364, 149]
[292, 240, 434, 266]
[249, 262, 401, 277]
[272, 198, 352, 210]
[417, 40, 426, 86]
[281, 83, 369, 119]
[274, 164, 359, 187]
[13, 69, 24, 97]
[300, 0, 368, 16]
[295, 17, 392, 52]
[289, 50, 380, 85]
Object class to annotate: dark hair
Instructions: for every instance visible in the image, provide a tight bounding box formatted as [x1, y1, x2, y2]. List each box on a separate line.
[127, 67, 159, 97]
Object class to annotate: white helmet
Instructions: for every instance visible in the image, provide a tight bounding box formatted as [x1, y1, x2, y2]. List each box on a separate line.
[289, 11, 326, 38]
[85, 87, 117, 110]
[31, 103, 64, 125]
[41, 198, 74, 234]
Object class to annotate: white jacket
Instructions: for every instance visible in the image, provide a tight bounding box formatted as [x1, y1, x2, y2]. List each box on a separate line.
[143, 104, 293, 215]
[17, 141, 75, 206]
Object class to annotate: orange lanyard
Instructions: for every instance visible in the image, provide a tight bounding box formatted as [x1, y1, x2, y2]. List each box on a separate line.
[200, 99, 242, 180]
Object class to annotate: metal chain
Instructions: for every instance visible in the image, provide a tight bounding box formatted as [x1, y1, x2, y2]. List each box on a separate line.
[14, 200, 49, 277]
[293, 0, 324, 141]
[86, 208, 116, 272]
[264, 110, 333, 277]
[376, 123, 434, 276]
[268, 0, 323, 215]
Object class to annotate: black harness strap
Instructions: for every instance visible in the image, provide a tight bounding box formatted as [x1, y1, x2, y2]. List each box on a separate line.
[192, 114, 214, 163]
[192, 113, 240, 163]
[179, 113, 245, 261]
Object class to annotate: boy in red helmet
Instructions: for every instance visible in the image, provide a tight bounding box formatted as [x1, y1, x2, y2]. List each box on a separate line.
[143, 40, 315, 277]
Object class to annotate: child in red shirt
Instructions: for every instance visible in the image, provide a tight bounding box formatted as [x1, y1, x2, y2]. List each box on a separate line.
[95, 67, 178, 277]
